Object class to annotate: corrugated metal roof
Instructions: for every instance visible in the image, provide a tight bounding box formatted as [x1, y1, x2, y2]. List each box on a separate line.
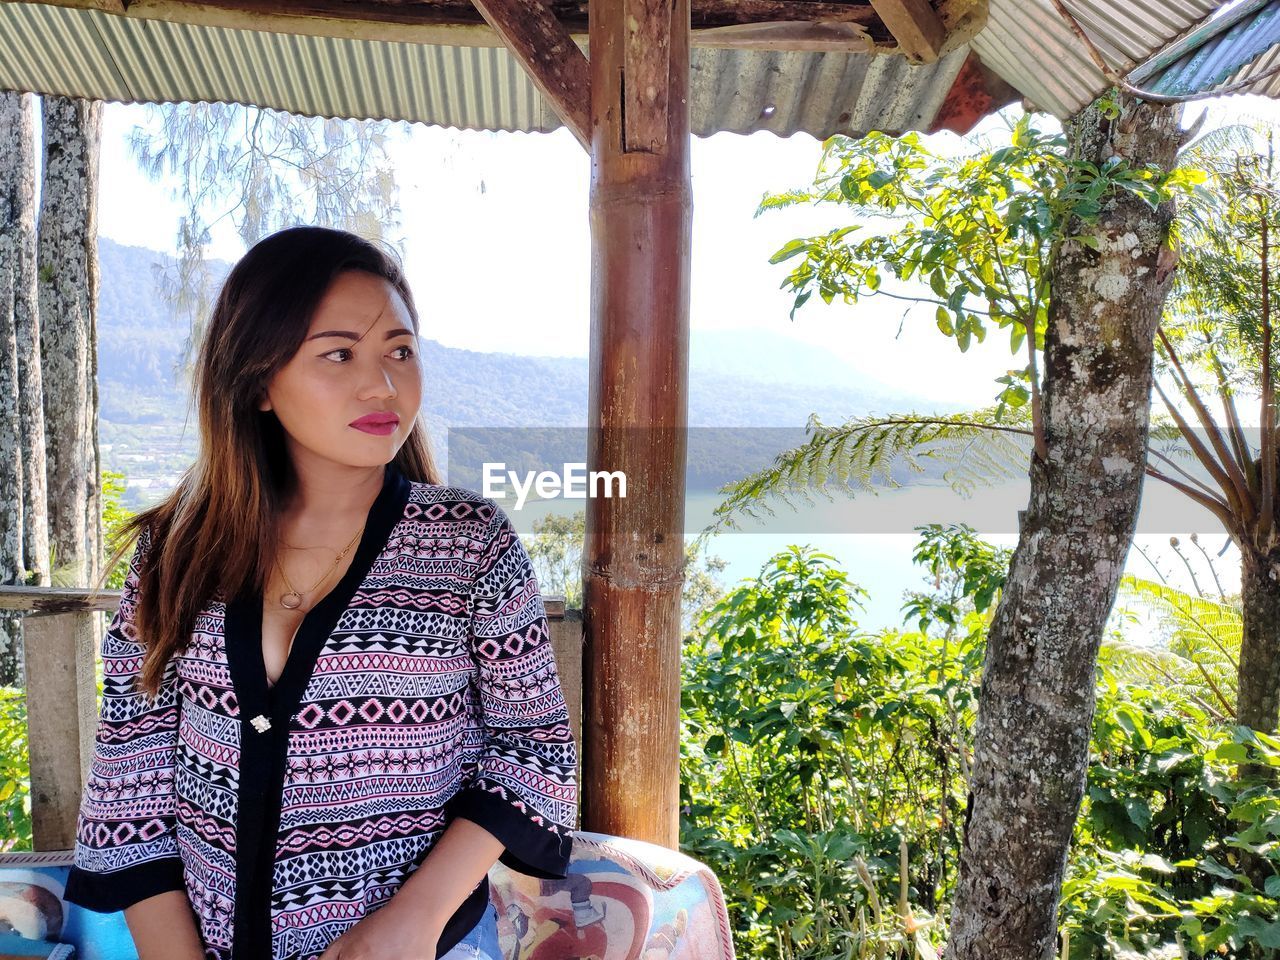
[0, 0, 1240, 138]
[0, 1, 972, 138]
[1130, 0, 1280, 99]
[972, 0, 1226, 116]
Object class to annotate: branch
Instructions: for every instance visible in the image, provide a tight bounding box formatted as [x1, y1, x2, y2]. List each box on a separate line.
[1156, 329, 1255, 523]
[1146, 446, 1229, 505]
[1206, 340, 1258, 499]
[1149, 381, 1245, 521]
[1143, 464, 1235, 531]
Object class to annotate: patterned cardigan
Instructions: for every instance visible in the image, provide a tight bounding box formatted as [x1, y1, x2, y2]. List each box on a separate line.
[64, 461, 579, 960]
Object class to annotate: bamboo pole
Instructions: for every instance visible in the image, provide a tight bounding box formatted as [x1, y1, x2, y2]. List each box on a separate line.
[582, 0, 691, 846]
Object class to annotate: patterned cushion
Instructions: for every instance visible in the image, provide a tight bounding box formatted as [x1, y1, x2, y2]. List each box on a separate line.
[0, 836, 737, 960]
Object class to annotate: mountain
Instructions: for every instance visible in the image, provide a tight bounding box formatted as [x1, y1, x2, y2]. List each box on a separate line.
[94, 237, 957, 500]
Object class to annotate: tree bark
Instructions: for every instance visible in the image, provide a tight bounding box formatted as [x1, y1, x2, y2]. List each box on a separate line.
[0, 90, 44, 686]
[1238, 550, 1280, 734]
[945, 92, 1182, 960]
[37, 95, 102, 590]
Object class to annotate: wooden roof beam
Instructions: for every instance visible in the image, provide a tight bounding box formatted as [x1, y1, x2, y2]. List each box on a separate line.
[17, 0, 888, 51]
[868, 0, 945, 62]
[466, 0, 592, 150]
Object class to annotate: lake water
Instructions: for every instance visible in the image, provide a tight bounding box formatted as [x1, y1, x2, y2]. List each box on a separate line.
[504, 479, 1237, 633]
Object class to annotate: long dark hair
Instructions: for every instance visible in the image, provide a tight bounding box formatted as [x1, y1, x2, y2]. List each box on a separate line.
[95, 226, 441, 695]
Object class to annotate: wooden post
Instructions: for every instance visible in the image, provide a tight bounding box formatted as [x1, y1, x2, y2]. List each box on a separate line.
[582, 0, 691, 846]
[24, 610, 100, 850]
[545, 598, 584, 828]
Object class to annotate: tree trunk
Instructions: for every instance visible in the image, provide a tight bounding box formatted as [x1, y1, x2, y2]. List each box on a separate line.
[1238, 550, 1280, 734]
[0, 90, 43, 686]
[944, 93, 1182, 960]
[37, 95, 102, 590]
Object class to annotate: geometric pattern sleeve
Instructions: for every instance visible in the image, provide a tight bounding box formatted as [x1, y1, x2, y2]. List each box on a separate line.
[448, 500, 580, 880]
[64, 525, 187, 912]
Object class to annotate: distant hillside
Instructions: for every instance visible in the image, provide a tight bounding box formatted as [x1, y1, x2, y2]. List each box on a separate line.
[95, 236, 958, 501]
[98, 236, 950, 425]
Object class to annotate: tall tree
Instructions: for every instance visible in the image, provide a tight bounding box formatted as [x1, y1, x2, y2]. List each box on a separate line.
[945, 91, 1182, 960]
[8, 93, 50, 594]
[1156, 131, 1280, 742]
[0, 89, 45, 684]
[126, 102, 403, 378]
[706, 95, 1184, 958]
[37, 95, 103, 589]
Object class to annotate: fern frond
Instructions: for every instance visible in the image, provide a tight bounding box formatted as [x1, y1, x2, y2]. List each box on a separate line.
[699, 407, 1033, 538]
[754, 189, 819, 217]
[1119, 574, 1241, 664]
[1111, 575, 1240, 717]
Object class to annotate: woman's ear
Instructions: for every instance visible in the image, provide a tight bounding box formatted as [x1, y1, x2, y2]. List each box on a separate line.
[257, 391, 272, 413]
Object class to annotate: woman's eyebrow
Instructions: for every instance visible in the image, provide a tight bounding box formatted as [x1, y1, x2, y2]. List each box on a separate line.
[306, 327, 415, 341]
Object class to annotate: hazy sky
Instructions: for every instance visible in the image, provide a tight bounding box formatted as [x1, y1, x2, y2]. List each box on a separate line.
[91, 104, 1033, 410]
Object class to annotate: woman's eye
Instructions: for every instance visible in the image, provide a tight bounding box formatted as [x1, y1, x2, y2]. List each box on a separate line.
[322, 346, 415, 362]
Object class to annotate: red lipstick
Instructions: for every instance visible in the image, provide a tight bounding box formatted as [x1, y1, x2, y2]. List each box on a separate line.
[349, 412, 400, 436]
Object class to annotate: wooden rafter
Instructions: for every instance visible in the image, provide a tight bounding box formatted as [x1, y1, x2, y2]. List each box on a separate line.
[17, 0, 896, 50]
[467, 0, 591, 149]
[868, 0, 945, 61]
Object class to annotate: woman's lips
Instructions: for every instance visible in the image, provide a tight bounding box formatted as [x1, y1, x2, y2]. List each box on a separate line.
[350, 416, 399, 436]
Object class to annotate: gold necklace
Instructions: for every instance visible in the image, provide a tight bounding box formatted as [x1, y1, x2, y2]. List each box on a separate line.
[275, 523, 365, 610]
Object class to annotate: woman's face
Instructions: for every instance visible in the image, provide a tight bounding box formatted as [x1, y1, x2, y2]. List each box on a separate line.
[257, 269, 424, 471]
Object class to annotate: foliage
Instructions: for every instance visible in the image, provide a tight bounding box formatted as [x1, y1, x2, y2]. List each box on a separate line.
[705, 112, 1188, 538]
[1162, 126, 1278, 396]
[525, 511, 587, 607]
[697, 407, 1031, 538]
[680, 531, 1003, 958]
[762, 115, 1174, 413]
[1107, 571, 1240, 725]
[679, 528, 1279, 959]
[0, 688, 30, 851]
[101, 468, 134, 590]
[1061, 707, 1280, 959]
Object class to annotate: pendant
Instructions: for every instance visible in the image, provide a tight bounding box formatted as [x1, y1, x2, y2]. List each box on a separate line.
[250, 714, 272, 733]
[280, 591, 303, 609]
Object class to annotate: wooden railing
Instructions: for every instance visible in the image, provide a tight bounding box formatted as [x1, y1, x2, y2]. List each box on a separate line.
[0, 587, 584, 850]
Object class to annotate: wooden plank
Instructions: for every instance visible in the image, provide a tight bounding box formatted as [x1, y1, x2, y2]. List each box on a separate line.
[467, 0, 592, 150]
[25, 611, 100, 851]
[15, 0, 889, 51]
[0, 584, 121, 613]
[869, 0, 945, 62]
[547, 604, 583, 829]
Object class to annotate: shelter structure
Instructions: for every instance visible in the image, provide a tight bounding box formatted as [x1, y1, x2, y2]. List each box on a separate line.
[2, 0, 1277, 851]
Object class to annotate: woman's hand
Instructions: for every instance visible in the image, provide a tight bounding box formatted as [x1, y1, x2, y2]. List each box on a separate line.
[317, 900, 440, 960]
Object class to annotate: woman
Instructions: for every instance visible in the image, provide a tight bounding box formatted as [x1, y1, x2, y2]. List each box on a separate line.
[64, 226, 579, 960]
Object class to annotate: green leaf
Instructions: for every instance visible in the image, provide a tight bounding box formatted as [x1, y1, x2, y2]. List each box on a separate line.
[868, 169, 895, 190]
[936, 306, 954, 336]
[770, 239, 810, 264]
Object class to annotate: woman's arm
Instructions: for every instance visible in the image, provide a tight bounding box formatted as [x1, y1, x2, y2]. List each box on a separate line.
[317, 818, 505, 959]
[63, 528, 194, 944]
[446, 500, 579, 878]
[124, 890, 206, 960]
